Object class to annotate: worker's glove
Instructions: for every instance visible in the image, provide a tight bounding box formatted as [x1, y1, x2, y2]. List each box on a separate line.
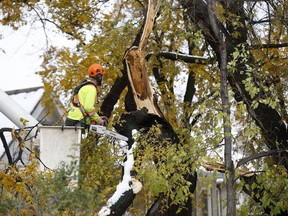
[96, 116, 109, 126]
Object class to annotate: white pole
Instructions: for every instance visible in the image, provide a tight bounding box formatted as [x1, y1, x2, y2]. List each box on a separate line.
[0, 88, 40, 137]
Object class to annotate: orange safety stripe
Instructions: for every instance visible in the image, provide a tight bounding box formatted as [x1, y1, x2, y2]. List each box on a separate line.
[74, 94, 97, 117]
[86, 109, 96, 116]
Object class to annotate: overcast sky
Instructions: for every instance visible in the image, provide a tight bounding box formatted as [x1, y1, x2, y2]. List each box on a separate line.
[0, 23, 76, 91]
[0, 25, 42, 91]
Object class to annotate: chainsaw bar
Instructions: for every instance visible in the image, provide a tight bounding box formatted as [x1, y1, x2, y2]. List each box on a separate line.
[90, 125, 128, 141]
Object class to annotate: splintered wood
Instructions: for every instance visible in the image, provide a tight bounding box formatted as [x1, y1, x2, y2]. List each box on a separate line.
[202, 160, 255, 177]
[125, 48, 151, 100]
[123, 0, 162, 117]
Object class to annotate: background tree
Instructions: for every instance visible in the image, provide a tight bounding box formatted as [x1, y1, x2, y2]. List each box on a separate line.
[1, 0, 288, 215]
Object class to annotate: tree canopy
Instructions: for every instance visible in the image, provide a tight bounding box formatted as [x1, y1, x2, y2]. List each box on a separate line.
[1, 0, 288, 215]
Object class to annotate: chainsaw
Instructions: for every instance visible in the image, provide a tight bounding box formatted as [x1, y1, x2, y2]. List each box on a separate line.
[89, 124, 128, 141]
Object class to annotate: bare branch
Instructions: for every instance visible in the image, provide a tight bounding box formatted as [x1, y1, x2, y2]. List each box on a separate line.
[236, 149, 288, 168]
[250, 43, 288, 49]
[147, 51, 209, 64]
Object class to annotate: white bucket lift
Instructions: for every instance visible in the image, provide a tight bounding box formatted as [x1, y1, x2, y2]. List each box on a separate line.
[38, 126, 82, 171]
[0, 88, 128, 171]
[38, 125, 128, 171]
[0, 88, 82, 171]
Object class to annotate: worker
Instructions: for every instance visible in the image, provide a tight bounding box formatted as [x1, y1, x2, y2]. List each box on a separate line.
[65, 63, 108, 128]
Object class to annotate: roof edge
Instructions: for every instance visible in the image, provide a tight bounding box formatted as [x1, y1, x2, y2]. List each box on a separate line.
[6, 86, 43, 95]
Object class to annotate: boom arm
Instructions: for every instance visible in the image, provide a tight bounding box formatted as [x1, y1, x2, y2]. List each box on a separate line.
[0, 88, 40, 137]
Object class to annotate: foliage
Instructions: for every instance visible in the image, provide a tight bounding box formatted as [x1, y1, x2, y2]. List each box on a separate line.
[134, 125, 200, 210]
[0, 134, 122, 214]
[78, 133, 122, 191]
[1, 0, 288, 214]
[0, 160, 99, 215]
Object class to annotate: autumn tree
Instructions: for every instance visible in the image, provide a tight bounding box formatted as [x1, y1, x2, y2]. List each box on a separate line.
[179, 0, 288, 215]
[1, 0, 288, 215]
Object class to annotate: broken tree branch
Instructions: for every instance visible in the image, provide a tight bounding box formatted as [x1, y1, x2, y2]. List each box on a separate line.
[123, 0, 162, 117]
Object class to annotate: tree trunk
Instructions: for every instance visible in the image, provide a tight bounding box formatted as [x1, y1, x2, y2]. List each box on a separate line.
[180, 1, 288, 212]
[99, 1, 198, 215]
[207, 0, 235, 215]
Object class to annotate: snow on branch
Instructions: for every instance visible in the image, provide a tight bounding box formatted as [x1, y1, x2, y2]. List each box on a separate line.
[98, 131, 142, 216]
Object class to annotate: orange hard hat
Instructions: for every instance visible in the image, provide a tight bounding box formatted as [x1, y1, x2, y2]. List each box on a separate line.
[88, 63, 105, 77]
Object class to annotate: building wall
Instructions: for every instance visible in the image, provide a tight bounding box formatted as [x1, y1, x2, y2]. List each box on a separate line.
[192, 172, 227, 216]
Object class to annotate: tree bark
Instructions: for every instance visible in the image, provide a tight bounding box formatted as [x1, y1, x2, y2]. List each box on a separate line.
[207, 0, 235, 215]
[100, 72, 128, 118]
